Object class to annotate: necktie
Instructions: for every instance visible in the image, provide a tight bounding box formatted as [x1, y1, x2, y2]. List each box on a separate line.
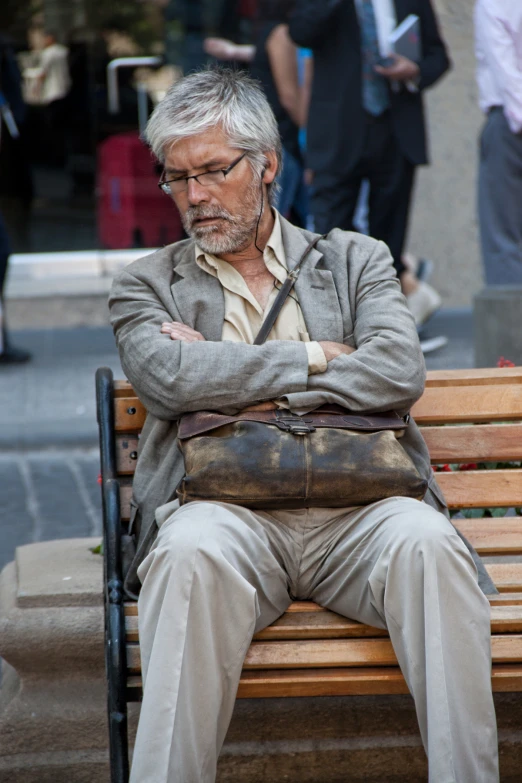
[358, 0, 390, 116]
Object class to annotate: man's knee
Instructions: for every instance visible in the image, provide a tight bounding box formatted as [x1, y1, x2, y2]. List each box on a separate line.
[154, 502, 243, 562]
[386, 498, 467, 560]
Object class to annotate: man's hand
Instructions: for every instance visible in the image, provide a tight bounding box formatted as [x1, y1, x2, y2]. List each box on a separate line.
[318, 342, 356, 362]
[161, 322, 206, 342]
[374, 54, 419, 83]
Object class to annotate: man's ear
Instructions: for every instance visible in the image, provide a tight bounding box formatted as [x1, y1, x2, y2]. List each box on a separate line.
[262, 150, 278, 185]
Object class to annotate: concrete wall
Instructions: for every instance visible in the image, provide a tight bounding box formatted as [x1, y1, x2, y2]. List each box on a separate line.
[407, 0, 484, 307]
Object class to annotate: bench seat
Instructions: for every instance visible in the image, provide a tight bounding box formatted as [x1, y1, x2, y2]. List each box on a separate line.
[124, 590, 522, 698]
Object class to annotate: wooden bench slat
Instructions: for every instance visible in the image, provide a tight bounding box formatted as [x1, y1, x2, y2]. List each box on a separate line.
[128, 638, 399, 674]
[489, 593, 522, 605]
[127, 668, 412, 697]
[454, 518, 522, 555]
[116, 435, 140, 475]
[125, 604, 522, 645]
[412, 385, 522, 424]
[486, 563, 522, 592]
[236, 664, 522, 697]
[421, 424, 522, 464]
[425, 368, 522, 387]
[115, 398, 146, 432]
[436, 470, 522, 509]
[239, 638, 401, 670]
[253, 613, 386, 640]
[124, 612, 388, 643]
[126, 634, 522, 674]
[126, 664, 522, 698]
[246, 635, 522, 669]
[114, 381, 134, 397]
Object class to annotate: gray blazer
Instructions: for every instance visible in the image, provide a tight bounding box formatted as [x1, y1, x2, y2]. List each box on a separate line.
[109, 217, 496, 597]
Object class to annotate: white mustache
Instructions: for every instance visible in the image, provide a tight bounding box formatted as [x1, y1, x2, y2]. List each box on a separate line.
[187, 209, 232, 228]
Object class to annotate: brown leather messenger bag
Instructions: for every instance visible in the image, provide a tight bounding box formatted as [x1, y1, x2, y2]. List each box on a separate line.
[176, 235, 427, 509]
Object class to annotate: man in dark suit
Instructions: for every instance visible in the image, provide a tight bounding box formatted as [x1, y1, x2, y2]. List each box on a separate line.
[289, 0, 450, 310]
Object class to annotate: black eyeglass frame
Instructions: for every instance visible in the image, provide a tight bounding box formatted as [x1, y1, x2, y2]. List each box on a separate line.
[158, 152, 248, 196]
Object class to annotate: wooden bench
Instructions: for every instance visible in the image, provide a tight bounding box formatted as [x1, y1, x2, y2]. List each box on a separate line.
[96, 366, 522, 783]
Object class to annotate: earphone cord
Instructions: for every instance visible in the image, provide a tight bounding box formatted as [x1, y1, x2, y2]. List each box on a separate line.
[254, 174, 265, 255]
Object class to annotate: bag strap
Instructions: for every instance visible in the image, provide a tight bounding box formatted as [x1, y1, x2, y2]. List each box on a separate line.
[253, 233, 326, 346]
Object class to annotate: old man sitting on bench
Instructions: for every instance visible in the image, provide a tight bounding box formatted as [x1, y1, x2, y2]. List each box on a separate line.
[109, 68, 499, 783]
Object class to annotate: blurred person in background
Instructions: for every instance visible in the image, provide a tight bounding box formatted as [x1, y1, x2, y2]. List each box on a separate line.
[289, 0, 450, 328]
[0, 35, 31, 363]
[164, 0, 252, 74]
[475, 0, 522, 285]
[205, 0, 312, 227]
[34, 29, 71, 166]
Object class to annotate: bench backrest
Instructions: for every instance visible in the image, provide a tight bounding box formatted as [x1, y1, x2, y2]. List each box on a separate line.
[112, 367, 522, 519]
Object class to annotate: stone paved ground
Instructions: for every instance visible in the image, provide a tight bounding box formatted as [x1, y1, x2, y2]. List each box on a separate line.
[0, 447, 102, 571]
[0, 326, 122, 449]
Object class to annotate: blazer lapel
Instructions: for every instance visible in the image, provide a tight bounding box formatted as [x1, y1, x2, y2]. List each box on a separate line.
[170, 242, 225, 341]
[280, 217, 344, 343]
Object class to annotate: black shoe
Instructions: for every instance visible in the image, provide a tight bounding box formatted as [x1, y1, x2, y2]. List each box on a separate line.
[0, 344, 31, 364]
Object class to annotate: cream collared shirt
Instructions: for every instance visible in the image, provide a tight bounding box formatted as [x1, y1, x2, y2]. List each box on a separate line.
[195, 210, 327, 375]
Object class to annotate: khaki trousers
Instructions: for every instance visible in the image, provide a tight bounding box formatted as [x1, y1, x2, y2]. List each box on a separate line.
[132, 497, 499, 783]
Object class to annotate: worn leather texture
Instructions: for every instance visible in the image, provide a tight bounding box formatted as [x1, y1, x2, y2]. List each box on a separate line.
[177, 408, 427, 509]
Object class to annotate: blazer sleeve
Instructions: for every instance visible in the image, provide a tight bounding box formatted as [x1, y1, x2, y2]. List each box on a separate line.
[288, 0, 345, 49]
[417, 0, 451, 90]
[281, 240, 426, 416]
[109, 268, 310, 420]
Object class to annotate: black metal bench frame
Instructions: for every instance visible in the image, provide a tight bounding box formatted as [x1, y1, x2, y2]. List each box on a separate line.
[97, 366, 131, 783]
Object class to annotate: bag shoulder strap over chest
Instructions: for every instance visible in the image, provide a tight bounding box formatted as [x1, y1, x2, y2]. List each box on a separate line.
[253, 233, 326, 346]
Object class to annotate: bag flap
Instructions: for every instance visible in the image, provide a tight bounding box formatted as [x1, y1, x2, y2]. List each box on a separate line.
[178, 407, 407, 440]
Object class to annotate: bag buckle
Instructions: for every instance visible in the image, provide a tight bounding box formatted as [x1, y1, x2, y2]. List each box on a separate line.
[275, 411, 316, 435]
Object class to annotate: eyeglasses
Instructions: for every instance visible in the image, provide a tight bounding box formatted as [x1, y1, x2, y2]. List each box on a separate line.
[158, 152, 247, 196]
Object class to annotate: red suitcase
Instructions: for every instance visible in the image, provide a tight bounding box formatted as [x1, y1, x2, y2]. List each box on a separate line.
[97, 131, 182, 249]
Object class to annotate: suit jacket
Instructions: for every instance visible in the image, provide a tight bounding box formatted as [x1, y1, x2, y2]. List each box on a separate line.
[109, 217, 495, 597]
[288, 0, 451, 179]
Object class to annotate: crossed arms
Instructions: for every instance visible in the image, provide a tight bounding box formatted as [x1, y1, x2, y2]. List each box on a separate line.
[109, 240, 425, 420]
[159, 322, 354, 412]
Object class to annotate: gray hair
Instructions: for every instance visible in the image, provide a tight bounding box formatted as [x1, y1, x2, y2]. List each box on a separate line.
[145, 67, 282, 202]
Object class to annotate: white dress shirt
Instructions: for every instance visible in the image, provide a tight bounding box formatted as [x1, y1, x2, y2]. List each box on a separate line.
[475, 0, 522, 133]
[354, 0, 397, 57]
[373, 0, 398, 58]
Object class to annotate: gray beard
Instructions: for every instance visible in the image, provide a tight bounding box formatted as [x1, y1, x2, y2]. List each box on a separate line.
[181, 185, 263, 256]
